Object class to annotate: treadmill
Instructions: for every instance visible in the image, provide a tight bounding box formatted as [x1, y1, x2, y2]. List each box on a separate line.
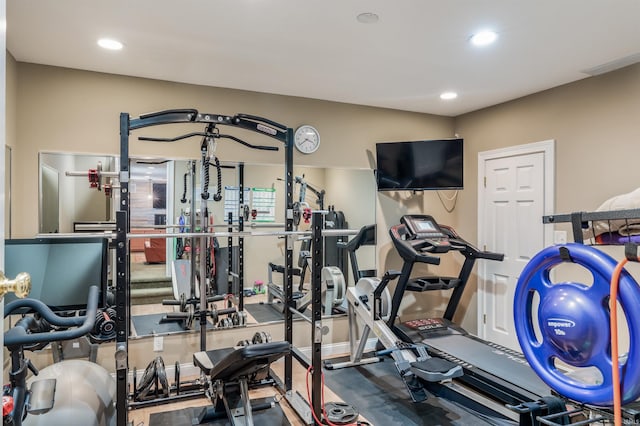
[388, 215, 554, 419]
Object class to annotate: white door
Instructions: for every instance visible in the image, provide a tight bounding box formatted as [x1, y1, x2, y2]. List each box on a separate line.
[478, 140, 554, 352]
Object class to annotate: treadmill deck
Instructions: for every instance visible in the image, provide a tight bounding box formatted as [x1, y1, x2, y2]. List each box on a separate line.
[423, 333, 550, 398]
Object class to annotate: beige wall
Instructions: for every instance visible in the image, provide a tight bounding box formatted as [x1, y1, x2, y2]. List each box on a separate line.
[9, 62, 455, 370]
[454, 63, 640, 331]
[9, 60, 640, 358]
[14, 62, 454, 239]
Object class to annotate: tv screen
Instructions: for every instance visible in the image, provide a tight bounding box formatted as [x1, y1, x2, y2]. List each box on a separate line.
[3, 237, 108, 312]
[375, 138, 463, 191]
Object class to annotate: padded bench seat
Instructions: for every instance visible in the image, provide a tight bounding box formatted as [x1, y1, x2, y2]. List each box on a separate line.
[193, 341, 290, 381]
[192, 341, 291, 425]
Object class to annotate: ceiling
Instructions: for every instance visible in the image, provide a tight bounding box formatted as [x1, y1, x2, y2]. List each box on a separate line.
[7, 1, 640, 116]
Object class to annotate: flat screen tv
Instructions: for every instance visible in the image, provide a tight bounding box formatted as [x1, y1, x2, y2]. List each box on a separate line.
[3, 237, 108, 312]
[375, 138, 463, 191]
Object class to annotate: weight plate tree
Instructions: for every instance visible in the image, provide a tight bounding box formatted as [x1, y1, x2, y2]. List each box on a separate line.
[514, 243, 640, 406]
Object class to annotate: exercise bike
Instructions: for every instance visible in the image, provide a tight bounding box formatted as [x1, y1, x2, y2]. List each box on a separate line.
[3, 286, 116, 426]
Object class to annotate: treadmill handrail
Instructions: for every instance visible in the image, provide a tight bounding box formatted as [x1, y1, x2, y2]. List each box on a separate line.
[389, 225, 441, 265]
[387, 215, 504, 325]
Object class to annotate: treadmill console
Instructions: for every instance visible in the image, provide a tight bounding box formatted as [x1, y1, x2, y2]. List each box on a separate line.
[401, 215, 447, 240]
[400, 215, 451, 253]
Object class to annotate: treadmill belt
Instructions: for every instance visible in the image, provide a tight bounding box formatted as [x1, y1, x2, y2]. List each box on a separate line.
[425, 334, 550, 398]
[323, 357, 505, 425]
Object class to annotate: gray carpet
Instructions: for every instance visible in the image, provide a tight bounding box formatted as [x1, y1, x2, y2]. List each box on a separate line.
[244, 303, 284, 323]
[132, 313, 214, 336]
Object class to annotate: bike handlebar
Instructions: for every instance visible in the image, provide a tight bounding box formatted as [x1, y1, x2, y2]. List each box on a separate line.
[4, 286, 100, 347]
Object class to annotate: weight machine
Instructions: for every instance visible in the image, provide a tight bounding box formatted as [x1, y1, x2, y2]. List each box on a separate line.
[115, 109, 326, 425]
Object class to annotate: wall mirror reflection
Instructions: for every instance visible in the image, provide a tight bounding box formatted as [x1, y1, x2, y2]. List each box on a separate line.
[38, 153, 376, 337]
[39, 152, 117, 234]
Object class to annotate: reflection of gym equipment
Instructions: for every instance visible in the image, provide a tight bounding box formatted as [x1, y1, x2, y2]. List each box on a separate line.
[266, 237, 311, 311]
[161, 259, 243, 329]
[192, 341, 291, 425]
[267, 259, 346, 316]
[268, 175, 348, 315]
[324, 206, 349, 280]
[266, 230, 349, 316]
[3, 286, 116, 426]
[290, 175, 348, 272]
[380, 215, 572, 422]
[337, 223, 377, 282]
[65, 161, 120, 197]
[291, 174, 325, 228]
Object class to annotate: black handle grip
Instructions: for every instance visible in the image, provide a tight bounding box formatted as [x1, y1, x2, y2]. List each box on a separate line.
[4, 286, 100, 347]
[476, 251, 504, 261]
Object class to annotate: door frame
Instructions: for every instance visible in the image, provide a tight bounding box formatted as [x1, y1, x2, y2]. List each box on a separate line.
[476, 139, 555, 339]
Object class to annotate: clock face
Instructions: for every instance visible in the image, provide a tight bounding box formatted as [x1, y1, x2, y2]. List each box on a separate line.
[294, 125, 320, 154]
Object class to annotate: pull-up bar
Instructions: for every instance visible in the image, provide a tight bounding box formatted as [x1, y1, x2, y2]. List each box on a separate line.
[127, 109, 288, 143]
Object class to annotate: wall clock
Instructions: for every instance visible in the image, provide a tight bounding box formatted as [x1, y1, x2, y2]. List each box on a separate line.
[294, 125, 321, 154]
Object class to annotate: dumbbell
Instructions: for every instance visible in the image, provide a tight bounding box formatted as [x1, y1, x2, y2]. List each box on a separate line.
[231, 311, 247, 326]
[252, 331, 272, 344]
[93, 307, 117, 339]
[210, 305, 237, 324]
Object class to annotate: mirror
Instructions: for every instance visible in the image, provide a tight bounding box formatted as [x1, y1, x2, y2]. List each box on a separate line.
[39, 153, 376, 337]
[39, 152, 117, 234]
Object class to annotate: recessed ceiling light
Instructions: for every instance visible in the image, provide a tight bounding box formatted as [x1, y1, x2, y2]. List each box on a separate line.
[97, 38, 123, 50]
[470, 30, 498, 47]
[440, 92, 458, 100]
[356, 12, 379, 24]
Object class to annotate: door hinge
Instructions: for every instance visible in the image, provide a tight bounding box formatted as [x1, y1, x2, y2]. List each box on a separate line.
[483, 314, 487, 324]
[484, 176, 487, 188]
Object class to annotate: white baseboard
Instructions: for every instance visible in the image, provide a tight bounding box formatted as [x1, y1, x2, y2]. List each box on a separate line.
[127, 338, 379, 382]
[296, 338, 379, 359]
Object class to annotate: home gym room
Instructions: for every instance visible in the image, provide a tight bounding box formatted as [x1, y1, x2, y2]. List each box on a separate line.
[2, 2, 640, 425]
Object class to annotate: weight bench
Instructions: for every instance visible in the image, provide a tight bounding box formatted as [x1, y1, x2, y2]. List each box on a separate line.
[192, 341, 290, 425]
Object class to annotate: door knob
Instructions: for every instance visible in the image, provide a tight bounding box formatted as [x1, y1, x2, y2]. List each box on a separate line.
[0, 271, 31, 299]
